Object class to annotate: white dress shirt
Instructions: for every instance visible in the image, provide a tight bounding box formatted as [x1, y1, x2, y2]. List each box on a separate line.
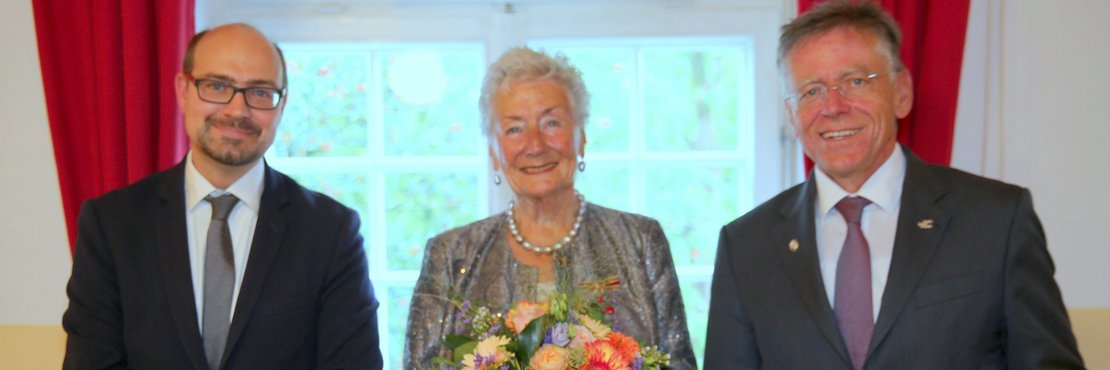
[813, 144, 906, 322]
[184, 152, 265, 330]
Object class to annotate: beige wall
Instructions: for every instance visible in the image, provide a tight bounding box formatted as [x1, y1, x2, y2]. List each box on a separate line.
[0, 325, 65, 370]
[2, 0, 1108, 368]
[1073, 310, 1110, 369]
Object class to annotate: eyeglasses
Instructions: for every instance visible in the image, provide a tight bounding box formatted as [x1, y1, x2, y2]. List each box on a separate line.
[186, 75, 285, 110]
[786, 72, 891, 109]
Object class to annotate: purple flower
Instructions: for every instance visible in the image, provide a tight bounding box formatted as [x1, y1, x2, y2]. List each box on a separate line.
[544, 323, 570, 346]
[474, 353, 494, 368]
[632, 357, 644, 370]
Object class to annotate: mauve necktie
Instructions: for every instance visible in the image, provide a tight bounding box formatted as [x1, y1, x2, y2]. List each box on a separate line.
[834, 196, 873, 370]
[203, 194, 238, 370]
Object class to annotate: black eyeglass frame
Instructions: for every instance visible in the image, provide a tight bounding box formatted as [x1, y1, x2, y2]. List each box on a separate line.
[185, 74, 286, 110]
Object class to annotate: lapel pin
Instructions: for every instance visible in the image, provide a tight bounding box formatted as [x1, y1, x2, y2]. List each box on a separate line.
[917, 219, 934, 229]
[788, 239, 800, 253]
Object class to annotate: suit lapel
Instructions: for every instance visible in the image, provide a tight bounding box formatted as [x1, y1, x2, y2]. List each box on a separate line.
[156, 162, 211, 370]
[868, 151, 950, 355]
[221, 164, 289, 367]
[776, 178, 853, 367]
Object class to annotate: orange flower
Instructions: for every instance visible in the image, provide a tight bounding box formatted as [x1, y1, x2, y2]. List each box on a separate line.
[504, 301, 547, 334]
[580, 341, 632, 370]
[528, 344, 569, 370]
[605, 332, 641, 361]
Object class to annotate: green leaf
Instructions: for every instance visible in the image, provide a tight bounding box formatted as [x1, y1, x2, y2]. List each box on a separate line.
[583, 304, 604, 322]
[445, 334, 476, 350]
[451, 339, 478, 363]
[514, 314, 551, 366]
[429, 356, 461, 369]
[505, 340, 527, 369]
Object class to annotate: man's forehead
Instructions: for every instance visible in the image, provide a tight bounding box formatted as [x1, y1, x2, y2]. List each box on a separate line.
[194, 26, 279, 62]
[783, 29, 889, 82]
[189, 61, 282, 87]
[191, 31, 282, 85]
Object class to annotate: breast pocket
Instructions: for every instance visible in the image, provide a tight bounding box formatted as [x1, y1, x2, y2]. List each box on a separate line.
[914, 271, 984, 308]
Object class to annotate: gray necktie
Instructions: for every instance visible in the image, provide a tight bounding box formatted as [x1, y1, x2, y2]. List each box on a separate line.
[834, 196, 873, 370]
[203, 194, 238, 370]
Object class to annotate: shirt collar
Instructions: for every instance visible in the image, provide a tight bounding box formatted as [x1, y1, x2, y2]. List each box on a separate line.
[184, 151, 266, 213]
[814, 144, 906, 218]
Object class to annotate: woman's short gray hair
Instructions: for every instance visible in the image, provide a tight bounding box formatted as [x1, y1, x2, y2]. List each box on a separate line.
[479, 46, 590, 147]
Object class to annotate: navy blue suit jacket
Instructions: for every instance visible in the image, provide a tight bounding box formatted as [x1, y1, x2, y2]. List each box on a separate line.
[704, 149, 1083, 369]
[63, 160, 383, 369]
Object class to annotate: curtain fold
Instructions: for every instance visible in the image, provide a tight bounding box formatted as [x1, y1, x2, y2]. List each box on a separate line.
[32, 0, 194, 252]
[799, 0, 970, 169]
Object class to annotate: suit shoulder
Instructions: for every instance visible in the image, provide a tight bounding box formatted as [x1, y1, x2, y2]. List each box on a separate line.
[723, 182, 804, 232]
[925, 164, 1028, 202]
[273, 170, 357, 219]
[86, 166, 178, 209]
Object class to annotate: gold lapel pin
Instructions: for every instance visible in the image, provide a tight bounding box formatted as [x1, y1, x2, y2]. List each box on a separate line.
[917, 219, 934, 229]
[788, 239, 800, 252]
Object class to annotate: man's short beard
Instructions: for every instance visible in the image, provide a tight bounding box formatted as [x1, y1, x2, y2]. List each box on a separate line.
[197, 117, 265, 166]
[199, 138, 262, 166]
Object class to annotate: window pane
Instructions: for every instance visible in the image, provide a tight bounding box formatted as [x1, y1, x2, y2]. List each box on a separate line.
[275, 49, 370, 157]
[556, 48, 635, 154]
[679, 277, 711, 368]
[381, 49, 484, 156]
[574, 163, 633, 211]
[643, 163, 748, 267]
[643, 47, 743, 152]
[385, 282, 416, 370]
[282, 170, 372, 234]
[385, 171, 482, 271]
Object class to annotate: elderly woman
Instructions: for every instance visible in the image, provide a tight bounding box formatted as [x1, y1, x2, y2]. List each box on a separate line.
[404, 46, 696, 369]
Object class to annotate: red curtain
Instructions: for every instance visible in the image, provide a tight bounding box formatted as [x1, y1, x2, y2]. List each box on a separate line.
[32, 0, 194, 252]
[799, 0, 970, 168]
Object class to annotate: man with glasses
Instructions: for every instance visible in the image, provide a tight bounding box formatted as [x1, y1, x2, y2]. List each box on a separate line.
[62, 23, 383, 369]
[705, 1, 1083, 369]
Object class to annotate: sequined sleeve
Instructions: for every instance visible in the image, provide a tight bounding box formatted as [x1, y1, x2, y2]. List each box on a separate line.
[403, 234, 455, 369]
[642, 218, 699, 369]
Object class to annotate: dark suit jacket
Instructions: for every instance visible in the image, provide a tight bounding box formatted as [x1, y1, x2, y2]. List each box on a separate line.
[704, 149, 1083, 369]
[62, 160, 383, 369]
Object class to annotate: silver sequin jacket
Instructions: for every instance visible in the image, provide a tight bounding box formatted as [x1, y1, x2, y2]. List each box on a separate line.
[403, 203, 697, 369]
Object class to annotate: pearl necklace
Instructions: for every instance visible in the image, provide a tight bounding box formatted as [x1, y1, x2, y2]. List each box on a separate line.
[506, 192, 586, 254]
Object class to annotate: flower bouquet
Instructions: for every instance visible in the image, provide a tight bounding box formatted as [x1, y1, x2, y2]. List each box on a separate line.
[430, 278, 671, 370]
